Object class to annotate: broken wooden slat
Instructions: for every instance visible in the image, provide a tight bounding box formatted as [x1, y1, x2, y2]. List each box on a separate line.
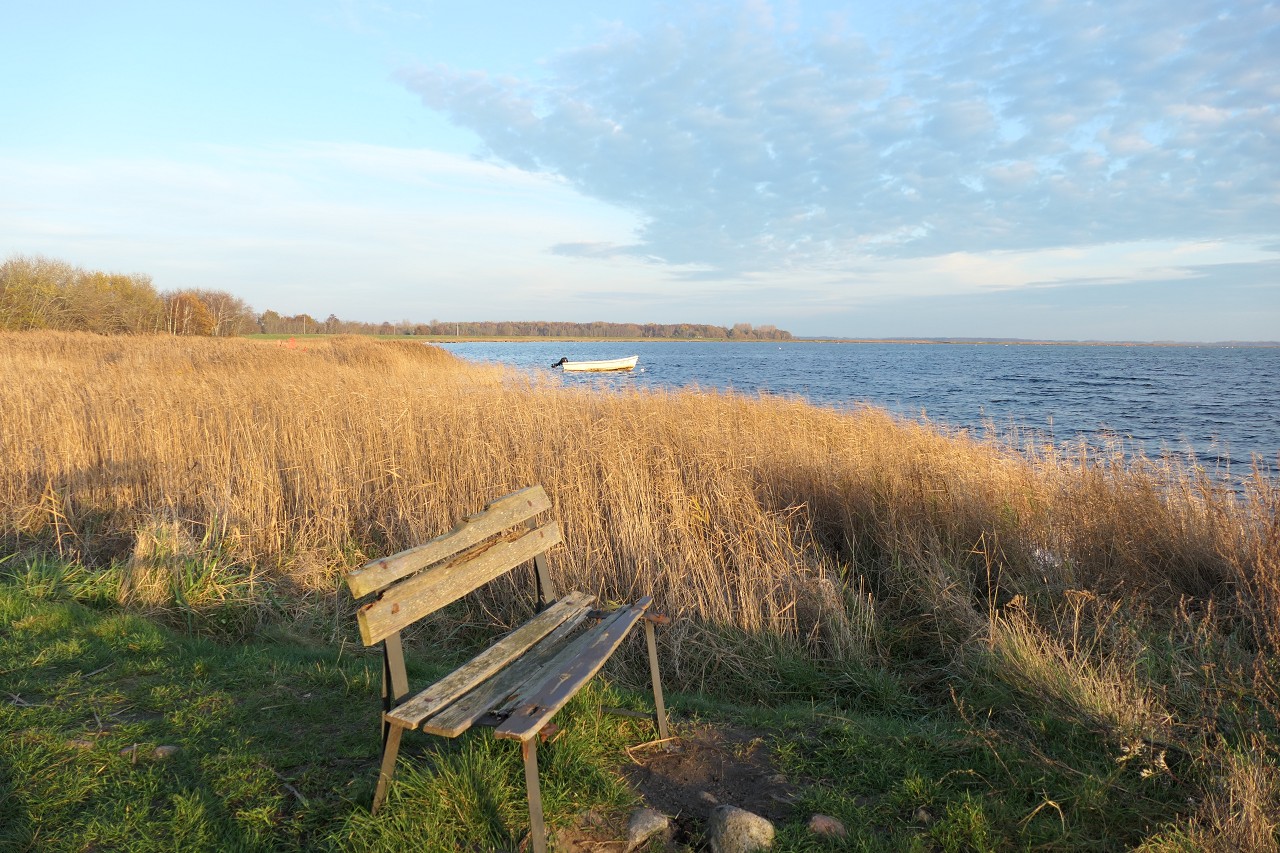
[356, 521, 561, 646]
[418, 605, 594, 737]
[386, 591, 594, 729]
[494, 597, 652, 742]
[346, 486, 552, 598]
[491, 604, 636, 718]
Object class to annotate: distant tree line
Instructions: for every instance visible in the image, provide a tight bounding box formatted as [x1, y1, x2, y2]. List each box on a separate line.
[2, 254, 792, 340]
[1, 255, 254, 336]
[261, 313, 793, 341]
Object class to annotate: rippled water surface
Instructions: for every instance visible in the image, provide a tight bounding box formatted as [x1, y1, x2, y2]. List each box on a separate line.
[441, 341, 1279, 470]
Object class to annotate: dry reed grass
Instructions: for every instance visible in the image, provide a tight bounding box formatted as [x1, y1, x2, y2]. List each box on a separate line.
[1192, 738, 1280, 853]
[985, 592, 1173, 745]
[1, 333, 1276, 648]
[1, 331, 1276, 688]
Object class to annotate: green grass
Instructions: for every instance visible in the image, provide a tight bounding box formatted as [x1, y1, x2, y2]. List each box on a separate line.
[0, 556, 644, 851]
[767, 708, 1184, 850]
[2, 581, 366, 850]
[0, 554, 1267, 851]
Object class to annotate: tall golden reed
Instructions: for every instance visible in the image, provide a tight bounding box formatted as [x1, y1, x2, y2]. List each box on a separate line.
[0, 332, 1276, 671]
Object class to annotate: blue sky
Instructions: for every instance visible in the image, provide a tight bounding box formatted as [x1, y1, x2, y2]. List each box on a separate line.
[2, 0, 1277, 340]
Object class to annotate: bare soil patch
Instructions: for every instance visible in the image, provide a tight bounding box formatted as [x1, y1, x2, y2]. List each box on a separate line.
[557, 724, 798, 851]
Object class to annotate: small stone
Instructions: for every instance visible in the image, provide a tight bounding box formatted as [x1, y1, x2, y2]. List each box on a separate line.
[707, 805, 775, 853]
[699, 790, 721, 806]
[913, 807, 934, 825]
[807, 814, 848, 839]
[153, 745, 180, 759]
[625, 808, 672, 852]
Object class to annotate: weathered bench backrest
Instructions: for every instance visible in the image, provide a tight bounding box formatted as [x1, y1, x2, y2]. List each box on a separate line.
[346, 486, 562, 647]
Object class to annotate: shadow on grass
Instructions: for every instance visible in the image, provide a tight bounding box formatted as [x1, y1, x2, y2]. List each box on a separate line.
[0, 576, 380, 851]
[1, 566, 644, 851]
[0, 752, 32, 851]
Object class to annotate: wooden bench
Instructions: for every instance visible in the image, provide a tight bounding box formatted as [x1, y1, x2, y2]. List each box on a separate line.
[344, 485, 669, 853]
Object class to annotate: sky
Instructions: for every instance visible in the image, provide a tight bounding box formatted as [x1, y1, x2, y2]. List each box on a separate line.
[2, 0, 1277, 340]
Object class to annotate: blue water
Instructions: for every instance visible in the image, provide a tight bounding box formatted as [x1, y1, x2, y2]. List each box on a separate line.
[440, 341, 1280, 472]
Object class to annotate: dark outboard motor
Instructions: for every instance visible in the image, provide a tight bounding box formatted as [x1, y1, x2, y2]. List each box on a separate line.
[552, 357, 568, 368]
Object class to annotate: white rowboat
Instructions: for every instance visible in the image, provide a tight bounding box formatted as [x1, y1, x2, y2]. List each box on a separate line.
[552, 355, 639, 372]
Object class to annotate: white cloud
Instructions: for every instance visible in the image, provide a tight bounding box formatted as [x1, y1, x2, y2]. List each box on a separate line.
[399, 0, 1280, 275]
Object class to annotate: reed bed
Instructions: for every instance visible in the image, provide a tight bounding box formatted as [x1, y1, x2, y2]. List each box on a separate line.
[2, 330, 1278, 844]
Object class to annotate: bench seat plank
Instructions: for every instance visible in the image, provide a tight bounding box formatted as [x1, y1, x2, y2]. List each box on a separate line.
[357, 521, 561, 645]
[386, 591, 594, 729]
[417, 604, 594, 737]
[494, 596, 652, 742]
[347, 486, 552, 597]
[489, 601, 640, 720]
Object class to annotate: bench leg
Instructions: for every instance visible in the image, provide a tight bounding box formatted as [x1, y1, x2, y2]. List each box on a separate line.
[644, 619, 670, 740]
[371, 721, 404, 815]
[522, 739, 548, 853]
[380, 661, 391, 745]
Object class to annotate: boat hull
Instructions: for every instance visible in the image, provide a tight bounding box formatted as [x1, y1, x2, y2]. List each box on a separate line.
[559, 355, 639, 372]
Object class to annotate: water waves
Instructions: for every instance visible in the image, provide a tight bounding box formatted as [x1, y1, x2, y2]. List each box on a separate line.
[443, 341, 1279, 474]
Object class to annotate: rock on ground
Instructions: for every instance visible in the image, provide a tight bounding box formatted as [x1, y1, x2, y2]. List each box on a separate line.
[807, 813, 848, 839]
[625, 808, 672, 852]
[707, 805, 775, 853]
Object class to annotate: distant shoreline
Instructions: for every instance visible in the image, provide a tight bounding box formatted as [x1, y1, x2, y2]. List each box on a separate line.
[248, 333, 1280, 348]
[804, 338, 1280, 347]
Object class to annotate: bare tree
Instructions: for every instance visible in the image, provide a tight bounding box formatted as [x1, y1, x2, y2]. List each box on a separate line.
[0, 255, 75, 330]
[65, 271, 164, 334]
[164, 292, 216, 336]
[191, 289, 255, 336]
